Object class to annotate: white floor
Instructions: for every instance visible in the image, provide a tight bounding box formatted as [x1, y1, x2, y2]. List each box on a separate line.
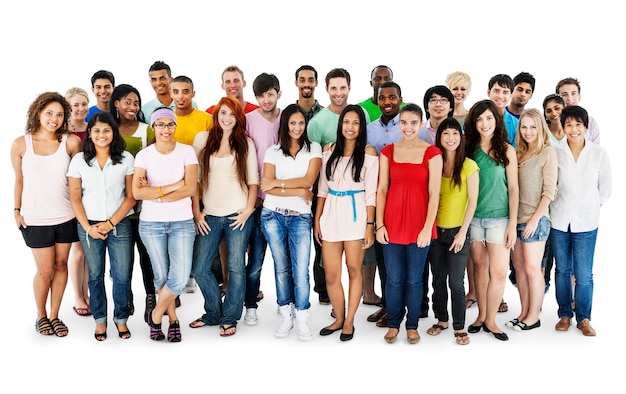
[3, 228, 621, 393]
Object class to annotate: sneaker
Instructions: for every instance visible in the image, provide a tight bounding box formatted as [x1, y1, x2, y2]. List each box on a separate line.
[296, 309, 313, 341]
[244, 308, 258, 326]
[185, 277, 197, 293]
[275, 304, 294, 338]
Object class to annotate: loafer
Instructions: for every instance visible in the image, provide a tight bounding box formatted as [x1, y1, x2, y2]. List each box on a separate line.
[339, 326, 355, 341]
[576, 319, 596, 336]
[319, 326, 342, 336]
[555, 317, 571, 331]
[367, 307, 387, 323]
[375, 313, 389, 328]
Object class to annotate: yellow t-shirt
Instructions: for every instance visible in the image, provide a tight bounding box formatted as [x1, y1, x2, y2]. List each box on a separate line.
[174, 109, 213, 146]
[437, 157, 479, 228]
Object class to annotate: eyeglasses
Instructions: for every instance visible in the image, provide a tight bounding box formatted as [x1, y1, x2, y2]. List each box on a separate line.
[428, 98, 449, 105]
[154, 122, 176, 130]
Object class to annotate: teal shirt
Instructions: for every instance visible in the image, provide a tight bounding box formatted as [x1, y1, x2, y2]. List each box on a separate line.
[308, 108, 340, 147]
[473, 148, 509, 218]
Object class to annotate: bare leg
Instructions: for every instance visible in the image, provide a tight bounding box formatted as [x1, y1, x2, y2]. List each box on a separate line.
[483, 243, 510, 333]
[322, 241, 345, 330]
[470, 242, 489, 326]
[344, 241, 365, 334]
[69, 241, 90, 310]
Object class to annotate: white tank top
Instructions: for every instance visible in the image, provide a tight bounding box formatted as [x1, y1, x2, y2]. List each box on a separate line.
[21, 134, 75, 226]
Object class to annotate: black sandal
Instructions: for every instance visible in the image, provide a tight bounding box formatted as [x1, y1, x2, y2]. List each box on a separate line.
[114, 322, 131, 339]
[49, 318, 69, 337]
[94, 326, 107, 341]
[35, 317, 54, 336]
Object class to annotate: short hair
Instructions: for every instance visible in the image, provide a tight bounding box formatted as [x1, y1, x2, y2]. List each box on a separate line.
[378, 81, 401, 97]
[172, 75, 194, 89]
[514, 72, 536, 92]
[488, 74, 513, 91]
[370, 65, 393, 80]
[423, 85, 454, 120]
[555, 77, 581, 94]
[149, 61, 171, 77]
[295, 65, 318, 81]
[90, 70, 115, 87]
[560, 105, 588, 129]
[252, 73, 280, 96]
[399, 102, 423, 120]
[445, 71, 472, 92]
[221, 65, 244, 81]
[325, 68, 351, 87]
[64, 87, 89, 103]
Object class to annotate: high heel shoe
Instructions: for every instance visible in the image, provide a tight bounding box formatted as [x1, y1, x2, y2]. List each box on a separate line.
[114, 322, 131, 339]
[94, 324, 107, 341]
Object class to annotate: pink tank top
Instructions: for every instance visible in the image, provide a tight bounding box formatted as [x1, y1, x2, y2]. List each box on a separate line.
[21, 134, 75, 226]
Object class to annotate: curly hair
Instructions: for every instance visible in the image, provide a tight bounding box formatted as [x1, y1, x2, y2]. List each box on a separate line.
[25, 92, 71, 141]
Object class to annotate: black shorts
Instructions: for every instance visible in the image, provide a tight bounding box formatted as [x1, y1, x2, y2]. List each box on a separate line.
[20, 218, 79, 248]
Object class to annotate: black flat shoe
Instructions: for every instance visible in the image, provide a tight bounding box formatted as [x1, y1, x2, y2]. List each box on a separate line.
[468, 323, 482, 333]
[319, 326, 342, 336]
[492, 331, 509, 341]
[513, 319, 541, 332]
[482, 323, 491, 333]
[340, 326, 355, 342]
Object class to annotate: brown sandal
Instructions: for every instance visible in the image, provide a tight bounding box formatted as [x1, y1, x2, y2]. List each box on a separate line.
[454, 331, 470, 345]
[426, 323, 448, 336]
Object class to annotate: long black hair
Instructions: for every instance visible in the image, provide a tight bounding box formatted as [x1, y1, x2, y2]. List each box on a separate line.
[278, 104, 311, 156]
[109, 83, 146, 124]
[435, 117, 466, 189]
[83, 112, 126, 165]
[325, 104, 368, 182]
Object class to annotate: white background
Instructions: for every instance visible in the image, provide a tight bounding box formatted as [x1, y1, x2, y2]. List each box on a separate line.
[1, 1, 623, 392]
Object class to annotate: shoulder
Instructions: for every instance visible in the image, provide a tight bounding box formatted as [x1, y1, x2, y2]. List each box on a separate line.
[365, 145, 378, 157]
[310, 142, 323, 156]
[322, 142, 334, 152]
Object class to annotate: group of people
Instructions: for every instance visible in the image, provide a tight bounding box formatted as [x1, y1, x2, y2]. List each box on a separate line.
[12, 62, 611, 345]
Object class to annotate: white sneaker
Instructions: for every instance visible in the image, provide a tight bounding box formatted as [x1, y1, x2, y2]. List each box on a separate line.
[296, 309, 313, 341]
[275, 304, 294, 338]
[185, 277, 197, 293]
[244, 308, 258, 326]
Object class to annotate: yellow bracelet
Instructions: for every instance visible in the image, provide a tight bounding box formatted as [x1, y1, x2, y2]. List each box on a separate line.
[157, 186, 165, 197]
[107, 219, 114, 230]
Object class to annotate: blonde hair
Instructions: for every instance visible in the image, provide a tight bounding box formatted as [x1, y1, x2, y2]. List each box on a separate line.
[64, 87, 89, 103]
[515, 108, 550, 159]
[445, 71, 472, 93]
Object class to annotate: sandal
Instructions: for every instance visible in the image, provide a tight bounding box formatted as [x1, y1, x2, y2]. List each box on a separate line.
[114, 322, 131, 339]
[465, 298, 477, 309]
[427, 323, 448, 336]
[256, 291, 264, 302]
[498, 301, 509, 313]
[454, 331, 470, 345]
[219, 324, 236, 337]
[146, 311, 165, 341]
[168, 321, 182, 342]
[94, 324, 107, 341]
[35, 317, 54, 336]
[189, 317, 208, 328]
[73, 306, 91, 316]
[49, 318, 69, 337]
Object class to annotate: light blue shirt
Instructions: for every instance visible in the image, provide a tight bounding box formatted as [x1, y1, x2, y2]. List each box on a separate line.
[67, 151, 135, 220]
[504, 109, 519, 146]
[418, 119, 437, 145]
[367, 114, 401, 154]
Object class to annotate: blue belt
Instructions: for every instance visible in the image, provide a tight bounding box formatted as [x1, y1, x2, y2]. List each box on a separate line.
[328, 188, 364, 222]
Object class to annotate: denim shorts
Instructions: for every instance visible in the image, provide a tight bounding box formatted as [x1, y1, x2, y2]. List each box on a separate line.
[517, 216, 550, 243]
[469, 217, 509, 244]
[20, 218, 79, 248]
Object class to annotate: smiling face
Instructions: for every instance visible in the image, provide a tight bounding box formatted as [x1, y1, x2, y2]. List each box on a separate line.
[221, 71, 245, 101]
[377, 86, 402, 119]
[256, 88, 281, 114]
[217, 104, 237, 133]
[149, 69, 171, 96]
[153, 116, 176, 142]
[296, 69, 317, 99]
[439, 127, 461, 153]
[92, 78, 114, 107]
[341, 110, 361, 141]
[89, 121, 113, 148]
[399, 110, 422, 141]
[451, 84, 469, 105]
[427, 93, 452, 121]
[170, 81, 195, 110]
[476, 109, 496, 140]
[115, 92, 140, 122]
[287, 112, 306, 142]
[68, 94, 89, 122]
[519, 115, 538, 147]
[544, 99, 564, 126]
[370, 67, 392, 97]
[326, 77, 350, 108]
[557, 83, 580, 106]
[39, 102, 65, 133]
[563, 115, 587, 146]
[487, 82, 511, 110]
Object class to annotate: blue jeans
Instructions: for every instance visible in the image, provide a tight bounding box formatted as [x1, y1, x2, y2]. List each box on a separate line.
[192, 214, 252, 326]
[382, 243, 429, 330]
[78, 218, 132, 325]
[550, 227, 598, 323]
[139, 219, 195, 295]
[245, 209, 267, 308]
[261, 208, 312, 311]
[429, 226, 469, 330]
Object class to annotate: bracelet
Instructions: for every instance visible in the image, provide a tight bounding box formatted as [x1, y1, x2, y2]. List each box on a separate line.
[157, 186, 165, 197]
[376, 224, 385, 231]
[367, 222, 375, 226]
[106, 218, 115, 230]
[14, 208, 20, 212]
[281, 182, 285, 193]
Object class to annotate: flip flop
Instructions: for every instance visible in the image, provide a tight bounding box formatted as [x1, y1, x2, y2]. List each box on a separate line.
[73, 306, 91, 316]
[189, 318, 208, 328]
[498, 301, 508, 313]
[219, 325, 236, 337]
[465, 299, 477, 309]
